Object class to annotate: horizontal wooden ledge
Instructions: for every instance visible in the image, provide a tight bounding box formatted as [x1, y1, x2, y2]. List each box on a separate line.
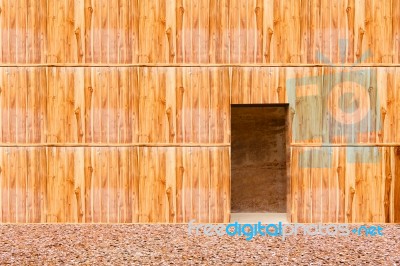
[0, 143, 230, 148]
[2, 63, 400, 67]
[291, 143, 400, 147]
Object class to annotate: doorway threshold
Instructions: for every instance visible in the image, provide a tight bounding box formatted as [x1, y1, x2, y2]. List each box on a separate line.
[230, 213, 288, 224]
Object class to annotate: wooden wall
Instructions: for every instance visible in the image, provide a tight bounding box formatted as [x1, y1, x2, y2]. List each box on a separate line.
[0, 146, 230, 223]
[0, 67, 230, 144]
[0, 0, 399, 223]
[0, 67, 231, 223]
[290, 146, 400, 223]
[1, 66, 400, 223]
[0, 0, 399, 64]
[232, 67, 400, 223]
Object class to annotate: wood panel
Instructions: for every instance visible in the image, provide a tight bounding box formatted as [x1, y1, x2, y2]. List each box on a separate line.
[4, 66, 400, 145]
[0, 0, 399, 63]
[0, 67, 229, 144]
[1, 65, 400, 223]
[0, 147, 230, 223]
[290, 146, 400, 223]
[1, 0, 400, 225]
[232, 67, 400, 145]
[0, 0, 47, 63]
[2, 144, 398, 223]
[0, 147, 46, 223]
[0, 68, 47, 143]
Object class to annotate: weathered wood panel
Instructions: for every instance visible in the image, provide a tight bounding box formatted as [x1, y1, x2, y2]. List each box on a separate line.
[0, 147, 230, 223]
[0, 0, 399, 63]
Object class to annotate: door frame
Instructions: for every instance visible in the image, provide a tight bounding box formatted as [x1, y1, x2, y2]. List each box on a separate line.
[230, 103, 291, 222]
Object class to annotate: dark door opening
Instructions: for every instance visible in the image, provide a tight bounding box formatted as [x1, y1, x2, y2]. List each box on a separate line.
[231, 104, 289, 214]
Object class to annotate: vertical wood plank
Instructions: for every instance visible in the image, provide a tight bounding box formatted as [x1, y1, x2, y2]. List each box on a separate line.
[165, 147, 176, 222]
[191, 68, 199, 143]
[16, 0, 26, 63]
[394, 0, 400, 63]
[230, 0, 240, 63]
[191, 148, 199, 222]
[92, 148, 101, 222]
[108, 147, 118, 222]
[118, 148, 129, 222]
[183, 68, 191, 143]
[199, 147, 209, 222]
[91, 0, 101, 62]
[9, 0, 16, 62]
[1, 0, 8, 62]
[108, 68, 118, 143]
[131, 147, 139, 222]
[183, 147, 192, 222]
[101, 148, 108, 222]
[108, 0, 118, 63]
[394, 147, 400, 222]
[175, 147, 183, 222]
[222, 147, 230, 223]
[239, 0, 247, 63]
[118, 0, 130, 63]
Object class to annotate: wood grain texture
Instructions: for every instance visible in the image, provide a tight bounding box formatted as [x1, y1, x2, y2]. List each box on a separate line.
[0, 65, 400, 222]
[231, 66, 400, 145]
[0, 0, 399, 63]
[0, 67, 231, 145]
[0, 147, 46, 223]
[1, 0, 400, 223]
[0, 147, 229, 223]
[290, 146, 399, 223]
[0, 65, 399, 223]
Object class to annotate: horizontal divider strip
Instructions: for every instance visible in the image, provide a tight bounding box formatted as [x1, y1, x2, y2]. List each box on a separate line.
[2, 63, 400, 67]
[291, 143, 400, 147]
[0, 143, 230, 148]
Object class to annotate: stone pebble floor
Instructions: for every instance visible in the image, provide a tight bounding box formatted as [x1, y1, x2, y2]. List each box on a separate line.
[0, 224, 399, 265]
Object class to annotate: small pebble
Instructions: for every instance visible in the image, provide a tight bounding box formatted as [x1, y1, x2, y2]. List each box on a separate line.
[0, 224, 398, 265]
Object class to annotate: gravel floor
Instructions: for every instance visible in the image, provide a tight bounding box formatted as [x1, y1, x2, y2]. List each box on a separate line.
[0, 224, 399, 265]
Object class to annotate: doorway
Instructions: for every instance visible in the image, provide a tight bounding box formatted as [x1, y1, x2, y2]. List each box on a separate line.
[231, 104, 289, 220]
